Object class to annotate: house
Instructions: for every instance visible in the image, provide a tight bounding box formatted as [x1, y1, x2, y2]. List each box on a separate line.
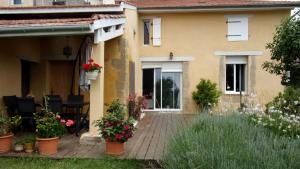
[0, 0, 299, 143]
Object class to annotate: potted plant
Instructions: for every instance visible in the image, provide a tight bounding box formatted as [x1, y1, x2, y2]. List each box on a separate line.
[22, 134, 36, 153]
[0, 111, 21, 153]
[83, 58, 103, 80]
[34, 97, 74, 155]
[95, 100, 135, 156]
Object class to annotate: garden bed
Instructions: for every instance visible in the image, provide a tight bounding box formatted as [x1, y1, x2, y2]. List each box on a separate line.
[163, 114, 300, 169]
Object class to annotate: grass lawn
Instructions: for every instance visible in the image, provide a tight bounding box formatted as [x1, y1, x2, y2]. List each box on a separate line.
[0, 157, 144, 169]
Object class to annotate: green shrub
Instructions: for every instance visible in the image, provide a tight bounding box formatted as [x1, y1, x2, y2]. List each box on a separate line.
[192, 79, 221, 111]
[266, 86, 300, 116]
[163, 114, 300, 169]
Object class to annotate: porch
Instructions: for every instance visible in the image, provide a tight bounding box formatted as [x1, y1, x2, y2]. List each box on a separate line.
[0, 113, 194, 160]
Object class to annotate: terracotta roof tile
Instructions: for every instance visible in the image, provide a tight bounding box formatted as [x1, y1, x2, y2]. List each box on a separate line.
[128, 0, 300, 9]
[0, 14, 125, 27]
[0, 4, 119, 10]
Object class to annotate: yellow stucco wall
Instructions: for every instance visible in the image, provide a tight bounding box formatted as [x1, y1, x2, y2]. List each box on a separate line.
[138, 10, 290, 113]
[0, 37, 40, 109]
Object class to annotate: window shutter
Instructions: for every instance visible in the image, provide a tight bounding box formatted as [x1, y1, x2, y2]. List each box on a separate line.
[227, 17, 248, 41]
[152, 18, 161, 46]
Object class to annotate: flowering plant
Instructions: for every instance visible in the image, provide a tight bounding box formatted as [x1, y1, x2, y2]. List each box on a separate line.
[128, 94, 147, 120]
[82, 59, 102, 72]
[34, 97, 74, 138]
[95, 100, 135, 143]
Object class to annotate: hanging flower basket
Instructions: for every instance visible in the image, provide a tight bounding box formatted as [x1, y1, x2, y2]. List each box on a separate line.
[83, 59, 103, 81]
[86, 71, 99, 80]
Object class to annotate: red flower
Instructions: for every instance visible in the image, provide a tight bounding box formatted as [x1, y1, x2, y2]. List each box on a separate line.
[115, 134, 122, 140]
[124, 125, 130, 130]
[56, 115, 61, 120]
[88, 59, 94, 63]
[83, 64, 91, 71]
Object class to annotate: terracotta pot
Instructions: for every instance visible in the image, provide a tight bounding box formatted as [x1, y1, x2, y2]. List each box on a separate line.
[24, 143, 34, 153]
[105, 140, 124, 156]
[86, 71, 99, 80]
[37, 137, 59, 155]
[0, 134, 13, 153]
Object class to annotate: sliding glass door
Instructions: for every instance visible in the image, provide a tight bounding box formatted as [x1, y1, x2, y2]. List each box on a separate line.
[143, 68, 182, 111]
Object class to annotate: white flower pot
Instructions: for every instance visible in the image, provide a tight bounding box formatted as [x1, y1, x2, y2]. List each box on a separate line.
[86, 71, 99, 80]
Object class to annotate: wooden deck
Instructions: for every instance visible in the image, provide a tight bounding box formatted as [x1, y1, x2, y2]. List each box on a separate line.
[0, 113, 194, 160]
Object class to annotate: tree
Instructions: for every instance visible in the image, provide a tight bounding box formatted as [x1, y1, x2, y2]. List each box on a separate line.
[263, 11, 300, 88]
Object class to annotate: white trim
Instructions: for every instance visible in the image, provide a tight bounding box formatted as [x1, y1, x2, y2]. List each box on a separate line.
[92, 18, 125, 30]
[214, 51, 263, 56]
[93, 24, 124, 43]
[140, 56, 194, 62]
[138, 7, 294, 13]
[0, 6, 123, 14]
[120, 2, 137, 10]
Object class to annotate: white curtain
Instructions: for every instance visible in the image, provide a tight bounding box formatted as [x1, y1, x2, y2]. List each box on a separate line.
[79, 37, 93, 91]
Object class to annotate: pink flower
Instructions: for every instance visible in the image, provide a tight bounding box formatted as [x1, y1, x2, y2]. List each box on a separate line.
[66, 119, 74, 127]
[60, 119, 66, 124]
[56, 115, 61, 120]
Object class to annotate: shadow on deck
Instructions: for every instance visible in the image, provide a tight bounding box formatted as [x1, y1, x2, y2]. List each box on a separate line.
[0, 113, 194, 160]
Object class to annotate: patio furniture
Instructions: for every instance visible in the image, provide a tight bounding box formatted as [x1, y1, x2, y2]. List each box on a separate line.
[16, 97, 37, 131]
[63, 95, 89, 136]
[3, 95, 17, 117]
[45, 95, 63, 114]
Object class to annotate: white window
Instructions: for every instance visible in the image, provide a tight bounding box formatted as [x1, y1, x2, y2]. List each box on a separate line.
[152, 18, 161, 46]
[225, 56, 247, 94]
[227, 16, 248, 41]
[13, 0, 22, 5]
[142, 62, 182, 111]
[143, 20, 151, 45]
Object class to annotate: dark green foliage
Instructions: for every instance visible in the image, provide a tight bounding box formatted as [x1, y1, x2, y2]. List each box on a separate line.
[192, 79, 221, 110]
[163, 114, 300, 169]
[266, 86, 300, 116]
[95, 100, 135, 143]
[263, 13, 300, 87]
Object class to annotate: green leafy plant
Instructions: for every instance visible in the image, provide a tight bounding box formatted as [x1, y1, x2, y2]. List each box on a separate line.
[16, 134, 36, 144]
[262, 12, 300, 87]
[192, 79, 221, 111]
[0, 110, 21, 136]
[34, 97, 74, 138]
[95, 100, 135, 143]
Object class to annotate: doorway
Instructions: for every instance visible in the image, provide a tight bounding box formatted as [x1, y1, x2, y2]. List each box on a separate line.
[21, 60, 31, 97]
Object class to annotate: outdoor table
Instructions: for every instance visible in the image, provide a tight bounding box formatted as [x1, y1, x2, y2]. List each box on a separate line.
[63, 102, 89, 136]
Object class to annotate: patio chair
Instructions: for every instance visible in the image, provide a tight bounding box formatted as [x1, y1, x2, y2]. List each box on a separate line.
[16, 97, 37, 131]
[3, 95, 17, 117]
[44, 95, 63, 114]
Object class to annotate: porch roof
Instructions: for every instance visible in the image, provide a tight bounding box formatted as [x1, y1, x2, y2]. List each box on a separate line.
[0, 14, 126, 42]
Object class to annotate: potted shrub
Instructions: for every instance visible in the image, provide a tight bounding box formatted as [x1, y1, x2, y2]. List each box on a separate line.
[83, 58, 103, 80]
[34, 97, 74, 155]
[95, 100, 135, 156]
[0, 112, 21, 153]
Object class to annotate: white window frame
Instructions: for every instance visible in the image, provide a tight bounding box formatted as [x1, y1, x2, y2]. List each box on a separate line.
[225, 56, 248, 94]
[142, 19, 151, 46]
[226, 15, 248, 41]
[142, 62, 183, 112]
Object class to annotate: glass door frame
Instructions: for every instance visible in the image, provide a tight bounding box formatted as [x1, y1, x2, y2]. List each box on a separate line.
[142, 67, 183, 112]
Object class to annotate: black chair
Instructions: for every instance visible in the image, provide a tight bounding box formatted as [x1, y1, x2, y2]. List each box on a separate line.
[67, 95, 84, 105]
[16, 97, 36, 131]
[48, 99, 63, 114]
[44, 95, 63, 114]
[3, 95, 17, 117]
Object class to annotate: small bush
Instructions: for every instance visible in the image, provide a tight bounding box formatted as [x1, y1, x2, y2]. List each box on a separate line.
[192, 79, 221, 111]
[163, 114, 300, 169]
